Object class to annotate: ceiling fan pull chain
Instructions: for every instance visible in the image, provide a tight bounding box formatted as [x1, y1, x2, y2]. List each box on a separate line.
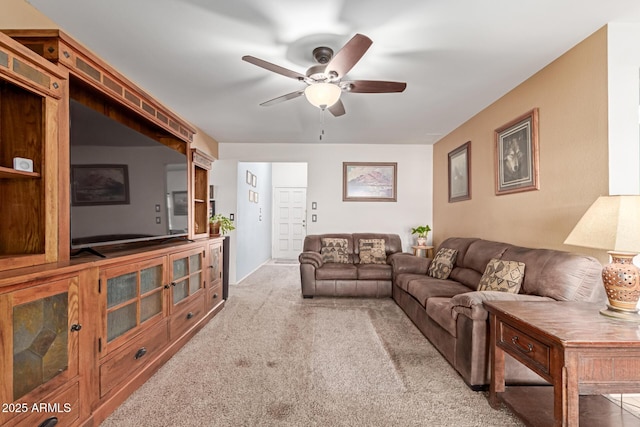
[319, 108, 326, 140]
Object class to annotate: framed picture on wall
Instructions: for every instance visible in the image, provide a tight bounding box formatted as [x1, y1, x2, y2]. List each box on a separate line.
[495, 108, 539, 195]
[252, 174, 257, 187]
[343, 162, 397, 202]
[448, 141, 471, 203]
[71, 164, 130, 206]
[246, 170, 253, 185]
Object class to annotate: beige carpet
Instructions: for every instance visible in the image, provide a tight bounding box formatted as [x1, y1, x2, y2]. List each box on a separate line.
[101, 264, 523, 426]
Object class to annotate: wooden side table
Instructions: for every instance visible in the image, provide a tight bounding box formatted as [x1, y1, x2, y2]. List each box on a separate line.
[486, 301, 640, 427]
[411, 245, 434, 258]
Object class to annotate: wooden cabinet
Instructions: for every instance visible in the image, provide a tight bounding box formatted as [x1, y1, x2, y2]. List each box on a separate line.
[191, 149, 214, 239]
[0, 274, 80, 426]
[0, 32, 67, 271]
[0, 29, 223, 427]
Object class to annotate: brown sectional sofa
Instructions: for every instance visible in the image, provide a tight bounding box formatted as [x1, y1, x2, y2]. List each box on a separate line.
[391, 237, 607, 389]
[299, 233, 407, 298]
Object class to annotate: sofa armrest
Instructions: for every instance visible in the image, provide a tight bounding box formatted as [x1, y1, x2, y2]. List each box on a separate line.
[451, 291, 555, 321]
[391, 254, 431, 275]
[387, 252, 415, 266]
[299, 251, 323, 269]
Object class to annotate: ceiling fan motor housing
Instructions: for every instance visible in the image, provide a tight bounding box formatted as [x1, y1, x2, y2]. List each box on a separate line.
[312, 46, 334, 64]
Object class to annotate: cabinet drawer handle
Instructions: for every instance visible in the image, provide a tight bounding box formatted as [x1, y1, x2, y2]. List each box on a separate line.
[38, 417, 58, 427]
[134, 347, 147, 360]
[186, 312, 194, 319]
[70, 324, 82, 332]
[213, 293, 218, 299]
[511, 336, 533, 353]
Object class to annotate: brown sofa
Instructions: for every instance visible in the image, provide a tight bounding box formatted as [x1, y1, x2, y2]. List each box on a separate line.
[391, 237, 607, 390]
[299, 233, 406, 298]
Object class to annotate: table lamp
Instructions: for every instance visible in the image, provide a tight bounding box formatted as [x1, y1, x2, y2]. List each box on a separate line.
[564, 195, 640, 321]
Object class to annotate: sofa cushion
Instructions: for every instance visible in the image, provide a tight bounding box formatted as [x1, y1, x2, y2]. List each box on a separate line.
[320, 237, 350, 263]
[357, 264, 392, 280]
[403, 276, 470, 307]
[477, 258, 525, 294]
[316, 263, 358, 280]
[358, 239, 387, 264]
[428, 248, 458, 279]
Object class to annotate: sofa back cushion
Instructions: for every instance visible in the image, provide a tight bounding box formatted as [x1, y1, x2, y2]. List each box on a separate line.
[439, 238, 510, 290]
[501, 245, 606, 303]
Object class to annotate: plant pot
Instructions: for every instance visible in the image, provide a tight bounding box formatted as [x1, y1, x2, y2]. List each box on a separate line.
[210, 222, 221, 237]
[416, 237, 427, 246]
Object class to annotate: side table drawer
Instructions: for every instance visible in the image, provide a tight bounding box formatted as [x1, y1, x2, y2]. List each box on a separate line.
[100, 319, 168, 397]
[499, 323, 550, 374]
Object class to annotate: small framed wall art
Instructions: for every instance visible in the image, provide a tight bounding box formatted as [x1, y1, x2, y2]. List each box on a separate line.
[495, 108, 539, 195]
[448, 141, 471, 203]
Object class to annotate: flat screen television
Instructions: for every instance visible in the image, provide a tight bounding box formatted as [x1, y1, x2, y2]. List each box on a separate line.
[69, 99, 189, 252]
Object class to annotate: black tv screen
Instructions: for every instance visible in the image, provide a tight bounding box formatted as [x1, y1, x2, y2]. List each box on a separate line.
[69, 100, 188, 250]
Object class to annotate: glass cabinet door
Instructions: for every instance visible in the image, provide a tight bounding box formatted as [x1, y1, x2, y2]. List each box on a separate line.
[100, 257, 166, 353]
[209, 241, 222, 288]
[170, 248, 205, 306]
[0, 276, 79, 418]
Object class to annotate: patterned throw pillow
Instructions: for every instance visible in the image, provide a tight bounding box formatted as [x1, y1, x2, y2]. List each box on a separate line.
[477, 258, 526, 293]
[427, 248, 458, 279]
[358, 239, 387, 264]
[320, 238, 350, 263]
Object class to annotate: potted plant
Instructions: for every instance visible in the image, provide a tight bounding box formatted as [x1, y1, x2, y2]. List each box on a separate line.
[411, 225, 431, 246]
[209, 214, 235, 237]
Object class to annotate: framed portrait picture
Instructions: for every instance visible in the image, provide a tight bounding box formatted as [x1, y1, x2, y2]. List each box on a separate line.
[448, 141, 471, 202]
[172, 191, 188, 216]
[71, 164, 130, 206]
[495, 108, 539, 195]
[343, 162, 397, 202]
[252, 174, 257, 187]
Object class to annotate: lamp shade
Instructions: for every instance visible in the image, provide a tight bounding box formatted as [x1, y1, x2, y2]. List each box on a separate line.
[564, 195, 640, 254]
[304, 83, 341, 109]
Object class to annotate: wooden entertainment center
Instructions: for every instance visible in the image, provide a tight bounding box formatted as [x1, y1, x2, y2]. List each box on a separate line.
[0, 30, 224, 427]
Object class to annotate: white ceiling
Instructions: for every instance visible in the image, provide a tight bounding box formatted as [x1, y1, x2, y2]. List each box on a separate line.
[26, 0, 640, 145]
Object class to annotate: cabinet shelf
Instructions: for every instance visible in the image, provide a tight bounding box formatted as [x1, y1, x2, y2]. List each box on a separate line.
[0, 165, 40, 179]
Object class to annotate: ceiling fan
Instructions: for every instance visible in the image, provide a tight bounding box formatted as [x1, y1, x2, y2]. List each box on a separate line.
[242, 34, 407, 117]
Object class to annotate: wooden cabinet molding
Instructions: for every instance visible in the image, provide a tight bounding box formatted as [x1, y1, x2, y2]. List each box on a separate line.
[2, 29, 196, 144]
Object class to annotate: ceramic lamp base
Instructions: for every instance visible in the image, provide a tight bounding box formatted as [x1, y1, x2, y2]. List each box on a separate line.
[601, 252, 640, 314]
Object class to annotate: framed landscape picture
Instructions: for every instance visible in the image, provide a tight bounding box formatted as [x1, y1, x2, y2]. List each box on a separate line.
[448, 141, 471, 202]
[71, 164, 130, 206]
[343, 162, 397, 202]
[495, 108, 539, 195]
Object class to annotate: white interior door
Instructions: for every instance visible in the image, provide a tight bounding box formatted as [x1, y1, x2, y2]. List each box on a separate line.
[273, 187, 307, 259]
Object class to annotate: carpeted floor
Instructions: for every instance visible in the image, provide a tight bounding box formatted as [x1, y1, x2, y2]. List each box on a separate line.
[101, 264, 524, 426]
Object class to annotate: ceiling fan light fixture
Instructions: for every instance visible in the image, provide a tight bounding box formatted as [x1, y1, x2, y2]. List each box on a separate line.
[304, 82, 341, 109]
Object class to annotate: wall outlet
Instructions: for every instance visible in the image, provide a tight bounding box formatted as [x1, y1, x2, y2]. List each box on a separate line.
[155, 217, 161, 224]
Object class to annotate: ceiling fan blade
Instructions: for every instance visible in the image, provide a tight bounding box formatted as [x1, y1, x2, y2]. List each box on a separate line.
[242, 55, 308, 81]
[328, 99, 346, 117]
[325, 34, 372, 79]
[259, 90, 305, 107]
[344, 80, 407, 93]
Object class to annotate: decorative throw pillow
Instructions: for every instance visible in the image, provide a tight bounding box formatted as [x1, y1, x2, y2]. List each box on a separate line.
[320, 238, 350, 263]
[477, 258, 526, 293]
[427, 248, 458, 279]
[358, 239, 387, 264]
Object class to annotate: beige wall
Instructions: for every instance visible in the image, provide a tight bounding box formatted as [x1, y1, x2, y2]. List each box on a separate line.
[433, 27, 609, 263]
